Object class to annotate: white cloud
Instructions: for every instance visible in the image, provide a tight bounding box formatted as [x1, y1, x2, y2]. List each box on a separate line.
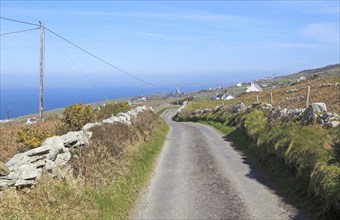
[299, 23, 339, 45]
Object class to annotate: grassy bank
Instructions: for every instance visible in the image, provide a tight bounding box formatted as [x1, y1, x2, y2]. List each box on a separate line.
[86, 120, 169, 219]
[175, 106, 340, 219]
[0, 111, 169, 219]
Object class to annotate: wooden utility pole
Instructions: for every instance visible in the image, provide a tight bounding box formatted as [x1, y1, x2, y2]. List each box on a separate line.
[306, 86, 311, 108]
[39, 21, 44, 119]
[176, 85, 179, 105]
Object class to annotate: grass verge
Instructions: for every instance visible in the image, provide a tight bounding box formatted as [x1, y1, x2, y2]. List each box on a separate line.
[157, 107, 173, 116]
[90, 121, 169, 219]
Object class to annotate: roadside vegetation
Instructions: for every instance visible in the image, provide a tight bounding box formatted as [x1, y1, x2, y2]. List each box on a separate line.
[0, 106, 169, 219]
[0, 102, 131, 162]
[175, 96, 340, 219]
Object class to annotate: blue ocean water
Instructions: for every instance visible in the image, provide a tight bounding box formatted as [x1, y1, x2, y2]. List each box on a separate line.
[0, 86, 186, 119]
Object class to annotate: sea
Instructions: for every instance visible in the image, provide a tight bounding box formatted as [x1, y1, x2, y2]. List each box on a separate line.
[0, 86, 201, 120]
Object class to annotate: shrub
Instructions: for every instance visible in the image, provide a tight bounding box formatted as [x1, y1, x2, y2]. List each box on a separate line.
[95, 102, 131, 120]
[62, 103, 95, 131]
[17, 128, 53, 149]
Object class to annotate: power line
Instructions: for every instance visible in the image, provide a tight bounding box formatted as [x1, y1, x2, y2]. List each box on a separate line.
[0, 27, 39, 36]
[45, 31, 99, 89]
[44, 27, 158, 87]
[0, 17, 39, 27]
[0, 17, 167, 88]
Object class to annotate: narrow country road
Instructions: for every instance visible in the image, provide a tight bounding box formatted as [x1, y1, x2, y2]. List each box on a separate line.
[131, 108, 307, 219]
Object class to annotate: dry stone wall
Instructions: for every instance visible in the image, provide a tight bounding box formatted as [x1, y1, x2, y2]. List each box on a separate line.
[0, 106, 152, 191]
[183, 102, 339, 128]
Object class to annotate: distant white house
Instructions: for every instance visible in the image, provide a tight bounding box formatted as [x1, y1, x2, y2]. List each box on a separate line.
[212, 93, 235, 100]
[246, 82, 263, 93]
[225, 94, 235, 100]
[297, 76, 306, 82]
[26, 117, 37, 125]
[212, 93, 227, 100]
[236, 82, 242, 87]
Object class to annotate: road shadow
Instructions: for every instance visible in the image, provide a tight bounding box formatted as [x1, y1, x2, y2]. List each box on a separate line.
[222, 130, 310, 220]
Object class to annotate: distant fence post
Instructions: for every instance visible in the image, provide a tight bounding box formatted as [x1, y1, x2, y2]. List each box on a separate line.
[256, 95, 259, 103]
[306, 86, 311, 108]
[270, 92, 273, 105]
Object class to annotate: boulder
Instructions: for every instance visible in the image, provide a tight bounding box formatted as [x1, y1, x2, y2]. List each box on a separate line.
[232, 103, 246, 113]
[15, 179, 36, 187]
[29, 155, 46, 163]
[6, 154, 30, 170]
[119, 116, 131, 124]
[60, 131, 92, 148]
[0, 161, 10, 176]
[45, 159, 57, 174]
[0, 170, 19, 181]
[117, 112, 131, 122]
[103, 116, 121, 124]
[25, 136, 64, 161]
[328, 121, 340, 128]
[54, 151, 71, 168]
[18, 164, 40, 180]
[31, 159, 46, 169]
[302, 103, 327, 125]
[214, 106, 222, 112]
[82, 122, 102, 131]
[0, 179, 16, 190]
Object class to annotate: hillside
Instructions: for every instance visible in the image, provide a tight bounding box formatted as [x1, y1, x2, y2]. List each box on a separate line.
[181, 64, 338, 100]
[258, 64, 340, 87]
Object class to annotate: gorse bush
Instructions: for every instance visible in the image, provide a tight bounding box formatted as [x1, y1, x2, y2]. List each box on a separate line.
[17, 128, 54, 149]
[62, 103, 95, 132]
[95, 102, 131, 120]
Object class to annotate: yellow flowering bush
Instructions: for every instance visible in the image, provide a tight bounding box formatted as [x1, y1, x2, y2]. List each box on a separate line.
[62, 103, 95, 131]
[17, 128, 53, 148]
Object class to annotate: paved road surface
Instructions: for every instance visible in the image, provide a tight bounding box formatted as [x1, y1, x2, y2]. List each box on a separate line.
[132, 108, 307, 219]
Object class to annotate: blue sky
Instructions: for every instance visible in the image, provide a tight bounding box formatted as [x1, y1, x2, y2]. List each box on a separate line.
[1, 1, 339, 89]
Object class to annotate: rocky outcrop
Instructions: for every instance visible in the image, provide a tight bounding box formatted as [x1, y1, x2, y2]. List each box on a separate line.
[0, 106, 153, 191]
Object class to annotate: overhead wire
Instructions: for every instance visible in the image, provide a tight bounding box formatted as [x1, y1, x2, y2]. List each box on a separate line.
[1, 16, 158, 87]
[0, 17, 40, 27]
[45, 31, 99, 89]
[44, 27, 158, 87]
[0, 27, 39, 36]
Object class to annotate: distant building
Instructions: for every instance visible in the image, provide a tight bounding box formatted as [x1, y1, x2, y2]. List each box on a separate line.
[225, 94, 235, 100]
[297, 76, 306, 82]
[246, 82, 263, 93]
[236, 83, 242, 87]
[26, 117, 37, 125]
[212, 93, 227, 100]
